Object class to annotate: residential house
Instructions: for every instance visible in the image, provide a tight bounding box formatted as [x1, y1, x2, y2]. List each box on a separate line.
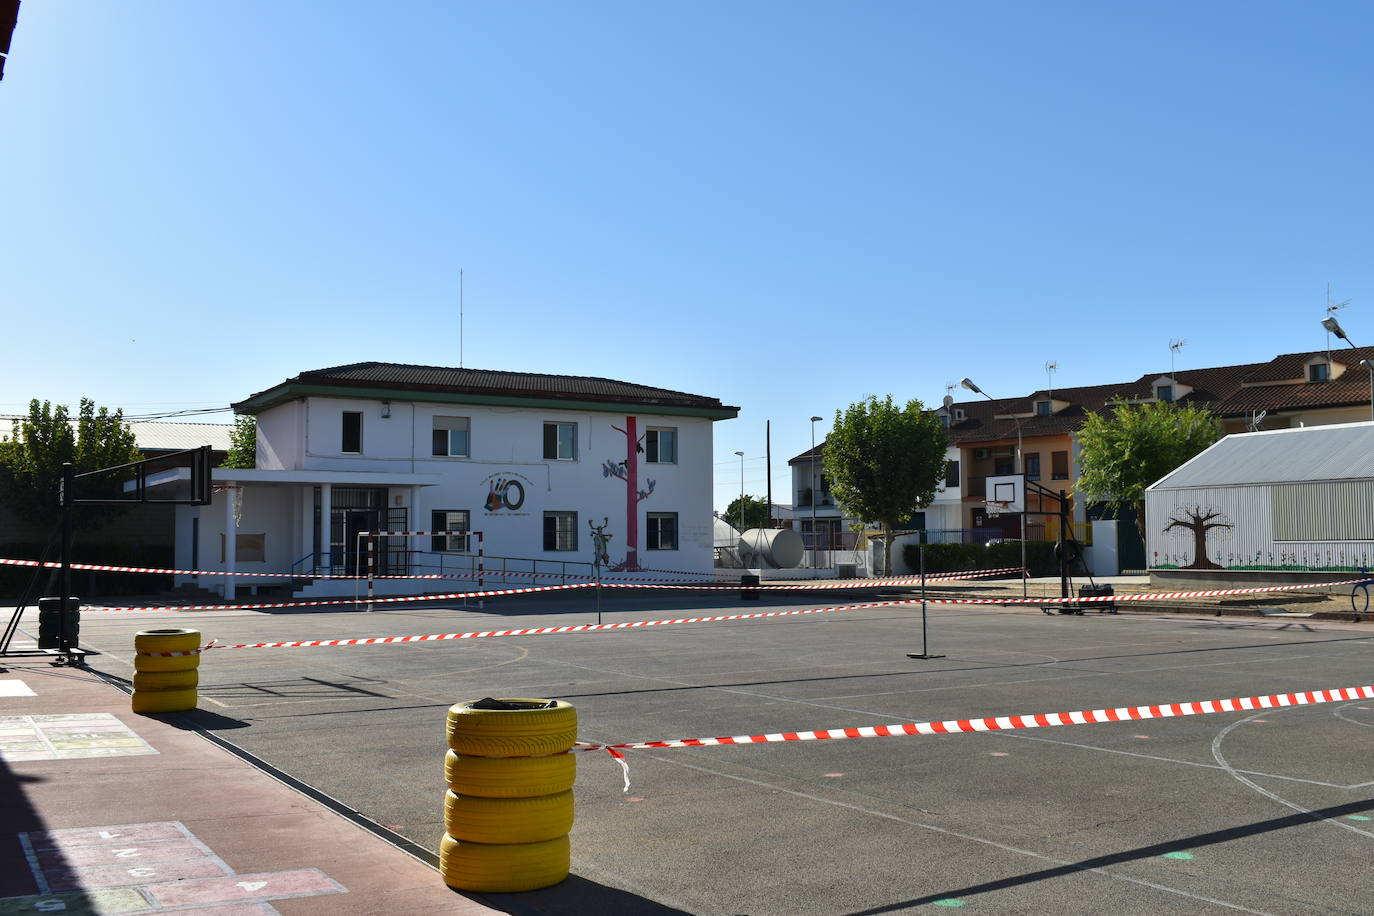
[174, 363, 738, 597]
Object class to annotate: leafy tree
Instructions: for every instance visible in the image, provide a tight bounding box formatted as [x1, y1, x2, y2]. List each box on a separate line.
[0, 399, 141, 529]
[1075, 400, 1222, 541]
[223, 415, 257, 469]
[723, 495, 770, 531]
[822, 395, 949, 575]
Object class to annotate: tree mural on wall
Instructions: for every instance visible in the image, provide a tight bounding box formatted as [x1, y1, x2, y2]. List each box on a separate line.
[1163, 507, 1233, 570]
[602, 416, 656, 571]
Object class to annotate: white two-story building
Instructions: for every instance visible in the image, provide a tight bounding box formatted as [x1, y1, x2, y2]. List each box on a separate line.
[175, 363, 738, 597]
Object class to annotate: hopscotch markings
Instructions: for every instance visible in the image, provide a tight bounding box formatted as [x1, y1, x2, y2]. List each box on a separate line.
[3, 822, 344, 913]
[0, 716, 156, 763]
[0, 681, 36, 697]
[144, 871, 342, 908]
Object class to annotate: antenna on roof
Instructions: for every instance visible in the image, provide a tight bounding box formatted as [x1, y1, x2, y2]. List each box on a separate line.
[1247, 409, 1268, 433]
[1324, 283, 1351, 358]
[1169, 339, 1186, 378]
[1044, 361, 1057, 400]
[459, 269, 465, 369]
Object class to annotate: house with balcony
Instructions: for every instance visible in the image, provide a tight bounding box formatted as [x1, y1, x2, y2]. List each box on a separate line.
[172, 362, 738, 597]
[941, 344, 1374, 559]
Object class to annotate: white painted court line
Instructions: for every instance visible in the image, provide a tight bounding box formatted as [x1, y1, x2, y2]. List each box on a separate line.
[0, 679, 36, 697]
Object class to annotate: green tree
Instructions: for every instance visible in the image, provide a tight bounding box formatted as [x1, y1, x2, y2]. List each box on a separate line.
[723, 495, 770, 531]
[822, 395, 949, 575]
[1075, 400, 1222, 541]
[222, 415, 257, 469]
[0, 399, 141, 529]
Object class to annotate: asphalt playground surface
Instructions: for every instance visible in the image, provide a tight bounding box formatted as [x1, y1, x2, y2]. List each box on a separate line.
[46, 585, 1374, 914]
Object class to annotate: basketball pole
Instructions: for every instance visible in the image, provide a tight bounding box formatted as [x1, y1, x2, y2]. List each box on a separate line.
[907, 542, 944, 660]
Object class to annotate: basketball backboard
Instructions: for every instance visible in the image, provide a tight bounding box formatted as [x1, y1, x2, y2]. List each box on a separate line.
[984, 473, 1025, 512]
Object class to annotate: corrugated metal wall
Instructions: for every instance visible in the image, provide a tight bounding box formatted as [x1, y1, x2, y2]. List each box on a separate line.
[1146, 483, 1374, 571]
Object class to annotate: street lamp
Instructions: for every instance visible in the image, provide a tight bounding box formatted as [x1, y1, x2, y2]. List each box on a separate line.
[1321, 316, 1374, 421]
[734, 451, 745, 531]
[809, 416, 823, 576]
[960, 377, 1028, 598]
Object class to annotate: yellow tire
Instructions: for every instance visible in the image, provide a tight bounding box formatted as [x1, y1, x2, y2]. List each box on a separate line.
[445, 698, 577, 758]
[135, 628, 202, 653]
[445, 750, 576, 798]
[131, 687, 197, 714]
[443, 790, 574, 844]
[134, 652, 200, 673]
[439, 833, 569, 893]
[133, 669, 199, 691]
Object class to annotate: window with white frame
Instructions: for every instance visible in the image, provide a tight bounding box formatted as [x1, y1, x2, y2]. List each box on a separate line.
[645, 427, 677, 464]
[432, 416, 470, 457]
[342, 411, 362, 454]
[430, 510, 470, 552]
[543, 422, 577, 460]
[543, 511, 578, 551]
[647, 512, 678, 550]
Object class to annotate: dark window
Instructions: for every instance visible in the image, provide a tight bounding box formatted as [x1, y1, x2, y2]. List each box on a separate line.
[543, 512, 578, 551]
[646, 427, 677, 463]
[1156, 385, 1173, 402]
[944, 460, 960, 489]
[647, 512, 678, 550]
[994, 458, 1014, 476]
[432, 417, 470, 457]
[1024, 453, 1041, 480]
[543, 422, 576, 460]
[1035, 401, 1051, 416]
[1308, 363, 1329, 382]
[431, 510, 470, 552]
[1051, 450, 1069, 480]
[342, 412, 362, 453]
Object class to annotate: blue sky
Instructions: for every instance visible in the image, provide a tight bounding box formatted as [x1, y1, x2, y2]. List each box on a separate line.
[3, 1, 1373, 511]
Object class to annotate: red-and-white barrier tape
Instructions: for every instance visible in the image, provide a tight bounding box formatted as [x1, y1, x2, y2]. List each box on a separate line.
[134, 597, 933, 655]
[572, 682, 1374, 792]
[97, 582, 598, 613]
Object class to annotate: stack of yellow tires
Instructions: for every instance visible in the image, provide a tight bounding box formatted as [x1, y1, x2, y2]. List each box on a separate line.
[441, 698, 577, 893]
[131, 628, 201, 714]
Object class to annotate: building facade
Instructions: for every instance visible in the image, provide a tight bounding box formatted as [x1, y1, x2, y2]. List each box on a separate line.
[175, 363, 738, 597]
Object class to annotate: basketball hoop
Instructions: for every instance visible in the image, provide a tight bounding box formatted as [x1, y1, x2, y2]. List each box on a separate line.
[985, 499, 1010, 518]
[214, 484, 244, 528]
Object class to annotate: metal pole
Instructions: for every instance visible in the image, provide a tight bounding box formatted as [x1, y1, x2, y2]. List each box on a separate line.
[907, 541, 944, 659]
[1015, 418, 1027, 599]
[60, 462, 74, 655]
[810, 417, 819, 577]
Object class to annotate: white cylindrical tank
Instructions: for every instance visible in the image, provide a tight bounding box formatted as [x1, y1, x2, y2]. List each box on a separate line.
[738, 528, 804, 569]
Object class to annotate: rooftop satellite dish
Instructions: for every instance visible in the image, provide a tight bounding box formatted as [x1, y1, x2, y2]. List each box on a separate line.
[942, 394, 954, 409]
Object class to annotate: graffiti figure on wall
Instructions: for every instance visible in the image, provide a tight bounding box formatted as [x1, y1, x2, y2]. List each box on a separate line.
[589, 517, 612, 569]
[1164, 507, 1233, 570]
[602, 416, 656, 571]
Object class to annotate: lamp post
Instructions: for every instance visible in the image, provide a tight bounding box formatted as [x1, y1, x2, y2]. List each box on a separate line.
[1321, 316, 1374, 421]
[734, 451, 745, 531]
[809, 416, 822, 576]
[960, 377, 1028, 599]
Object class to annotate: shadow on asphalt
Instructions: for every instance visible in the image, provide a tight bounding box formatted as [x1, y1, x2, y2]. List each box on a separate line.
[840, 796, 1374, 914]
[481, 873, 692, 915]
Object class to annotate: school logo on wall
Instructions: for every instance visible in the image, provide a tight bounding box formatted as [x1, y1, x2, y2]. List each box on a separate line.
[481, 472, 531, 515]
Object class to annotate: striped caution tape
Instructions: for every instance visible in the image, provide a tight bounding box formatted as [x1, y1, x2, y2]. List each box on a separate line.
[132, 597, 933, 655]
[89, 581, 598, 613]
[0, 556, 1021, 588]
[571, 683, 1374, 754]
[601, 568, 1026, 591]
[129, 574, 1371, 655]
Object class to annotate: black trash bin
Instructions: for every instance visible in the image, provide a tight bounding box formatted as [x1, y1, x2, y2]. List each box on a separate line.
[1079, 583, 1115, 613]
[740, 574, 761, 601]
[38, 596, 80, 649]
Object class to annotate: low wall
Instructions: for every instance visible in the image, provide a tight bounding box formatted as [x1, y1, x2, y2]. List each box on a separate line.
[1150, 568, 1359, 595]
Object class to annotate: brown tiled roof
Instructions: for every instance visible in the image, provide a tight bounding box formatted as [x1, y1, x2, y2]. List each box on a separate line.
[788, 443, 825, 464]
[237, 362, 738, 413]
[946, 349, 1374, 443]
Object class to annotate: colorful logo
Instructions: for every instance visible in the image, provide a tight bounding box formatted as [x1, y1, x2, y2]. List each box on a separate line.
[484, 477, 526, 511]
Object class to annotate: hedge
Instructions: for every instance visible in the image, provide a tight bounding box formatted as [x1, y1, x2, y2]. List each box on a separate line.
[0, 542, 175, 600]
[902, 540, 1059, 577]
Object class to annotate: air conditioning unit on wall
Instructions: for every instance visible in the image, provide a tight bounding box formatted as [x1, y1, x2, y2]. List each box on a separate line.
[974, 448, 989, 460]
[994, 446, 1015, 457]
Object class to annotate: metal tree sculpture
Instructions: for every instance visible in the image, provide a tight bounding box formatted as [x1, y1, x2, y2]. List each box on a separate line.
[602, 416, 656, 571]
[1164, 507, 1233, 570]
